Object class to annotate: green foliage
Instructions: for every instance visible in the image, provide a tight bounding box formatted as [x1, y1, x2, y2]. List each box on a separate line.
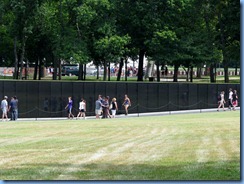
[95, 35, 131, 61]
[0, 0, 240, 82]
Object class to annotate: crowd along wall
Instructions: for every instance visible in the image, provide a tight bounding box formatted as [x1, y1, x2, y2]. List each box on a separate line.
[0, 81, 240, 118]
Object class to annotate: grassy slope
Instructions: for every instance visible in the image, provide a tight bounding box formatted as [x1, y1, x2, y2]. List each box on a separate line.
[0, 111, 240, 180]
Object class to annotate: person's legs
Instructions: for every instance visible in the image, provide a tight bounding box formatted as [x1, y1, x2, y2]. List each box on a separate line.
[228, 99, 233, 109]
[11, 110, 15, 120]
[11, 110, 17, 120]
[15, 109, 18, 120]
[81, 112, 85, 119]
[95, 110, 99, 119]
[77, 111, 81, 119]
[2, 110, 4, 120]
[112, 110, 116, 118]
[124, 105, 128, 115]
[4, 110, 8, 120]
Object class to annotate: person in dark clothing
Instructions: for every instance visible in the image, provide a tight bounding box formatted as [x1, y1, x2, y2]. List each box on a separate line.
[232, 90, 238, 111]
[9, 96, 18, 121]
[102, 96, 109, 118]
[110, 98, 118, 118]
[228, 88, 233, 110]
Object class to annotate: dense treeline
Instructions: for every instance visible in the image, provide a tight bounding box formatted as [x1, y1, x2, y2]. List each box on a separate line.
[0, 0, 240, 82]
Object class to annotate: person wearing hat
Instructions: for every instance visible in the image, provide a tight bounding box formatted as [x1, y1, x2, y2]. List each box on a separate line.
[1, 96, 8, 121]
[9, 96, 18, 121]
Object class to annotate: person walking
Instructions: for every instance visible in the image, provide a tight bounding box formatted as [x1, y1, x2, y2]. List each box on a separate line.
[217, 91, 226, 111]
[232, 90, 238, 111]
[1, 96, 8, 121]
[122, 94, 131, 115]
[95, 95, 103, 119]
[106, 96, 112, 118]
[65, 96, 74, 119]
[77, 98, 86, 119]
[110, 98, 118, 118]
[228, 88, 233, 110]
[8, 96, 18, 121]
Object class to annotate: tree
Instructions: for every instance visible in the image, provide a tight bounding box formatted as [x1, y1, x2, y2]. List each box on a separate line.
[215, 0, 240, 83]
[115, 0, 171, 81]
[7, 0, 41, 79]
[0, 1, 14, 67]
[94, 35, 130, 81]
[147, 29, 178, 82]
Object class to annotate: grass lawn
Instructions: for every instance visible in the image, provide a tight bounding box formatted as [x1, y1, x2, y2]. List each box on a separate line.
[0, 111, 240, 180]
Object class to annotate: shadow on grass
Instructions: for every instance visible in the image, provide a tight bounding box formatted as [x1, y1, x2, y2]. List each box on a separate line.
[1, 160, 240, 180]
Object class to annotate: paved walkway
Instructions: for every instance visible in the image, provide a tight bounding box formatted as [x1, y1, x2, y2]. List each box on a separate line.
[13, 107, 240, 121]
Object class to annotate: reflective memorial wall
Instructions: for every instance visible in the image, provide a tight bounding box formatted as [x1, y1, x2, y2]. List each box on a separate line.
[0, 81, 240, 118]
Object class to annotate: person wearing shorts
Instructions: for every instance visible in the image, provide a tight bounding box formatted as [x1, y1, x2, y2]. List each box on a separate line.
[77, 98, 86, 119]
[95, 96, 102, 119]
[122, 94, 131, 115]
[217, 91, 226, 111]
[65, 96, 74, 119]
[1, 96, 8, 121]
[110, 98, 118, 118]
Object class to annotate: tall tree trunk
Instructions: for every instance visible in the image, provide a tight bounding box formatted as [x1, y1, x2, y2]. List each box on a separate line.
[33, 57, 39, 80]
[96, 65, 99, 80]
[25, 60, 28, 79]
[125, 59, 127, 81]
[108, 62, 111, 81]
[52, 56, 57, 80]
[19, 35, 27, 80]
[210, 63, 215, 83]
[58, 59, 61, 80]
[117, 58, 124, 81]
[156, 61, 160, 82]
[78, 64, 83, 80]
[186, 68, 189, 82]
[235, 64, 238, 75]
[218, 12, 229, 83]
[173, 64, 179, 82]
[214, 64, 217, 82]
[224, 64, 229, 83]
[83, 64, 86, 80]
[196, 66, 202, 79]
[137, 49, 145, 81]
[190, 66, 193, 82]
[103, 61, 107, 81]
[13, 37, 19, 79]
[38, 59, 42, 80]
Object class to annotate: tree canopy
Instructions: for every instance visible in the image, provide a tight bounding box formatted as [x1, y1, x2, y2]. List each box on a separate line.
[0, 0, 240, 82]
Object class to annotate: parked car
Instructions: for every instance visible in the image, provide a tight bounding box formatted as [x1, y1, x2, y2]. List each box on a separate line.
[61, 66, 79, 76]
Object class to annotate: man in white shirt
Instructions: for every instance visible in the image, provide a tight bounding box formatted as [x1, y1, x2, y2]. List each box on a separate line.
[1, 96, 8, 121]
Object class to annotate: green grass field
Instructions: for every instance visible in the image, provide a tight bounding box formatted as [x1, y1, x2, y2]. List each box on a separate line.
[0, 111, 240, 180]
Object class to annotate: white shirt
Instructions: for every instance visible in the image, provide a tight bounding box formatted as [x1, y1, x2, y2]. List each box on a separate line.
[79, 101, 86, 110]
[1, 99, 8, 109]
[229, 91, 233, 99]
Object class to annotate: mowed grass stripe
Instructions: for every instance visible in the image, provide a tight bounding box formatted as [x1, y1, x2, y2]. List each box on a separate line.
[0, 111, 240, 180]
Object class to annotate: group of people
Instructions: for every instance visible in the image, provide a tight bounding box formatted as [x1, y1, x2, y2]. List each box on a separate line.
[95, 94, 131, 119]
[217, 88, 238, 111]
[1, 95, 18, 121]
[65, 94, 131, 120]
